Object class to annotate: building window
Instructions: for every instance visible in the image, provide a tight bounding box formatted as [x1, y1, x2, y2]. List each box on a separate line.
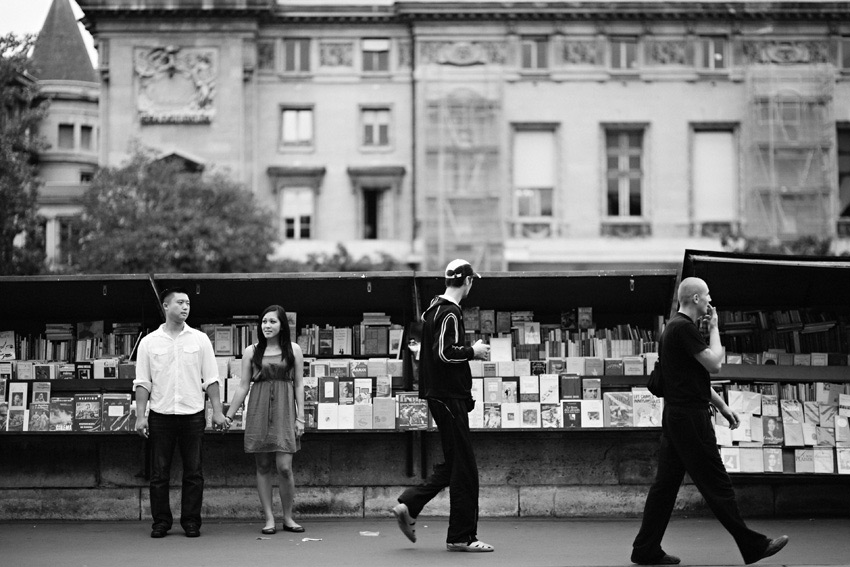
[279, 187, 314, 240]
[80, 125, 93, 151]
[521, 37, 549, 70]
[362, 187, 385, 239]
[611, 37, 638, 70]
[605, 129, 644, 217]
[362, 108, 390, 147]
[512, 129, 556, 237]
[700, 37, 727, 70]
[258, 40, 276, 72]
[281, 108, 313, 147]
[80, 171, 93, 184]
[693, 129, 737, 236]
[57, 216, 79, 266]
[842, 39, 850, 70]
[58, 123, 74, 149]
[284, 38, 310, 73]
[838, 126, 850, 224]
[362, 38, 390, 73]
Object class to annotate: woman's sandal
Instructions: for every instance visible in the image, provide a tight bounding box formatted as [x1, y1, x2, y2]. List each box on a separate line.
[282, 524, 305, 533]
[261, 526, 276, 535]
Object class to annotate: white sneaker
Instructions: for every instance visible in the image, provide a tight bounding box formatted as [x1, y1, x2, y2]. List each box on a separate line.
[447, 540, 494, 552]
[391, 503, 416, 543]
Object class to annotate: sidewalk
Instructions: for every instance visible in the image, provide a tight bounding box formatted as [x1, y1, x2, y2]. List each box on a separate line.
[2, 517, 849, 567]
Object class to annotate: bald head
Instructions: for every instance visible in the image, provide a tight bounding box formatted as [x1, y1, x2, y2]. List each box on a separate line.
[678, 277, 709, 306]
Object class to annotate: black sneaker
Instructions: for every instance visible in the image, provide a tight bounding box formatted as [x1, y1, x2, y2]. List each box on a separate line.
[631, 552, 680, 565]
[184, 524, 201, 538]
[150, 526, 168, 539]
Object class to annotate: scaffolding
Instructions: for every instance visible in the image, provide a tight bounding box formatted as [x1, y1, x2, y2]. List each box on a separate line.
[420, 62, 506, 271]
[742, 65, 837, 241]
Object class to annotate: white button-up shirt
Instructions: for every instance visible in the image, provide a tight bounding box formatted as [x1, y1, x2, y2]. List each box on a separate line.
[134, 324, 220, 415]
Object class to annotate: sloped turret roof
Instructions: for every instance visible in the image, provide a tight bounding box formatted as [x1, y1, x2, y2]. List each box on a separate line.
[30, 0, 97, 83]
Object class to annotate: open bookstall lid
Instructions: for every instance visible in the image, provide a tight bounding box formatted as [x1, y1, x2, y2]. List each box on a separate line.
[681, 249, 850, 311]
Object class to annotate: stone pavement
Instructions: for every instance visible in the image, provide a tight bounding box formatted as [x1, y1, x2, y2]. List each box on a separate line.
[1, 516, 849, 567]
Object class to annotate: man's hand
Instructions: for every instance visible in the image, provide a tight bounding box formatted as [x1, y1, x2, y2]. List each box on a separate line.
[212, 410, 226, 430]
[135, 415, 149, 438]
[471, 339, 490, 360]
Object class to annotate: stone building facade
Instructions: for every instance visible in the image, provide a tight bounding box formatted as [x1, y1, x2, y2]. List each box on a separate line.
[76, 0, 850, 270]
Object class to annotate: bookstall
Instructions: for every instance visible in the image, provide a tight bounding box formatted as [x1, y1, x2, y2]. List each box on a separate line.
[1, 261, 848, 521]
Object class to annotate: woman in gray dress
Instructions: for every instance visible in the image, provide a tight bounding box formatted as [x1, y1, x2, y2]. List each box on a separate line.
[225, 305, 305, 534]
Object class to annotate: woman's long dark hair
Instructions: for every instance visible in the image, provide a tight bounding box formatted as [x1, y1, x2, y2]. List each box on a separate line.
[251, 305, 295, 372]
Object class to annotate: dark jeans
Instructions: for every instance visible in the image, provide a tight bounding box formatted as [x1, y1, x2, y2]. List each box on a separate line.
[398, 398, 479, 544]
[148, 410, 206, 531]
[632, 405, 770, 564]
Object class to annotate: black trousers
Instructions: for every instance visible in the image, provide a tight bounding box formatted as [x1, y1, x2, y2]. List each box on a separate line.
[148, 410, 206, 531]
[632, 405, 770, 564]
[398, 398, 479, 544]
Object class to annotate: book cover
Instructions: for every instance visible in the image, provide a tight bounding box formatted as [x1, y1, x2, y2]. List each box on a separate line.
[496, 361, 515, 378]
[522, 322, 541, 345]
[375, 375, 392, 398]
[286, 312, 297, 342]
[547, 358, 566, 374]
[835, 416, 850, 446]
[741, 391, 762, 415]
[513, 359, 531, 376]
[577, 307, 593, 329]
[720, 447, 741, 472]
[303, 402, 317, 429]
[350, 360, 368, 378]
[372, 397, 395, 429]
[303, 376, 318, 403]
[740, 447, 764, 473]
[317, 403, 339, 429]
[559, 374, 581, 400]
[714, 423, 733, 446]
[632, 388, 662, 427]
[603, 392, 634, 427]
[585, 358, 604, 376]
[333, 328, 351, 356]
[731, 413, 753, 443]
[34, 363, 56, 381]
[102, 393, 132, 432]
[8, 382, 27, 409]
[519, 401, 541, 428]
[339, 379, 355, 405]
[803, 401, 820, 424]
[582, 378, 601, 400]
[363, 326, 388, 355]
[483, 377, 502, 404]
[837, 448, 850, 474]
[560, 309, 577, 331]
[353, 404, 372, 429]
[469, 401, 484, 429]
[482, 361, 498, 377]
[214, 326, 234, 356]
[0, 330, 15, 361]
[337, 404, 354, 429]
[538, 374, 559, 404]
[780, 399, 804, 424]
[397, 392, 428, 430]
[496, 311, 512, 334]
[389, 328, 404, 358]
[0, 401, 7, 431]
[483, 403, 501, 428]
[318, 376, 339, 404]
[354, 378, 372, 404]
[32, 382, 51, 404]
[317, 327, 334, 356]
[471, 378, 484, 405]
[819, 403, 838, 428]
[763, 447, 783, 473]
[367, 358, 389, 377]
[16, 361, 34, 381]
[488, 337, 512, 362]
[839, 393, 850, 418]
[529, 360, 547, 376]
[816, 426, 835, 447]
[0, 376, 5, 403]
[328, 360, 350, 378]
[623, 356, 644, 376]
[462, 306, 480, 332]
[502, 377, 519, 404]
[565, 357, 585, 375]
[540, 403, 561, 428]
[603, 359, 624, 376]
[6, 408, 25, 432]
[794, 448, 814, 473]
[27, 402, 50, 432]
[93, 358, 118, 379]
[0, 363, 12, 383]
[501, 402, 520, 428]
[479, 310, 496, 334]
[562, 400, 582, 428]
[73, 393, 102, 432]
[580, 399, 604, 428]
[519, 375, 539, 402]
[762, 415, 784, 445]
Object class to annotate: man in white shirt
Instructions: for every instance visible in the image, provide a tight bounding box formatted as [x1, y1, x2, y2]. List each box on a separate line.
[134, 287, 225, 538]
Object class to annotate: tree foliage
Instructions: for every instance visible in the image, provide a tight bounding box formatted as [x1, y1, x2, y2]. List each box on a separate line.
[269, 243, 409, 272]
[71, 148, 278, 273]
[0, 33, 47, 275]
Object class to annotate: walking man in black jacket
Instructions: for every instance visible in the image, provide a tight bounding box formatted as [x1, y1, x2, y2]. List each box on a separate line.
[392, 259, 493, 552]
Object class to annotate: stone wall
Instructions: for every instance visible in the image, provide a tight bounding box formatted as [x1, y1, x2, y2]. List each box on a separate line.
[2, 430, 848, 521]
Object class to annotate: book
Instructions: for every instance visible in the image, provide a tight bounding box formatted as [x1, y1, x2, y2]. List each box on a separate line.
[603, 392, 633, 427]
[318, 328, 334, 356]
[16, 361, 34, 380]
[519, 401, 540, 428]
[585, 358, 604, 376]
[580, 399, 604, 428]
[582, 378, 601, 400]
[354, 378, 372, 404]
[102, 393, 132, 432]
[214, 326, 234, 355]
[0, 376, 5, 403]
[835, 416, 850, 446]
[397, 392, 428, 430]
[333, 328, 351, 355]
[762, 415, 785, 446]
[538, 374, 559, 404]
[338, 404, 354, 429]
[837, 448, 850, 474]
[479, 310, 496, 334]
[93, 358, 118, 379]
[623, 356, 644, 376]
[317, 403, 339, 429]
[9, 382, 27, 409]
[0, 402, 7, 431]
[375, 375, 392, 398]
[562, 400, 582, 428]
[502, 377, 519, 403]
[794, 448, 814, 473]
[303, 402, 317, 429]
[632, 388, 662, 427]
[372, 397, 395, 429]
[603, 359, 624, 376]
[328, 360, 350, 378]
[319, 376, 339, 404]
[353, 404, 372, 429]
[559, 374, 581, 400]
[501, 402, 520, 428]
[540, 403, 561, 428]
[32, 382, 51, 404]
[483, 377, 502, 404]
[73, 393, 102, 432]
[350, 360, 368, 378]
[0, 330, 15, 361]
[339, 379, 355, 405]
[6, 408, 25, 431]
[496, 311, 512, 334]
[763, 447, 783, 473]
[34, 363, 56, 381]
[519, 375, 539, 402]
[489, 337, 513, 362]
[483, 403, 501, 428]
[740, 447, 764, 473]
[303, 376, 318, 403]
[0, 363, 12, 382]
[577, 307, 593, 329]
[720, 447, 741, 472]
[27, 402, 50, 432]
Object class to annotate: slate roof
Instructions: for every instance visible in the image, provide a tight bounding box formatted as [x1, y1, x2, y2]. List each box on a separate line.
[30, 0, 97, 83]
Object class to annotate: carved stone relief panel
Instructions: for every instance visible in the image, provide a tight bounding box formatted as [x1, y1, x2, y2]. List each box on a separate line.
[319, 42, 354, 67]
[419, 41, 508, 66]
[561, 39, 603, 65]
[134, 46, 217, 125]
[741, 40, 830, 65]
[645, 39, 688, 66]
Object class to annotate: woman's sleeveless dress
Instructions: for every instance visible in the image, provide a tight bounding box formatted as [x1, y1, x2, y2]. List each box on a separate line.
[244, 352, 300, 453]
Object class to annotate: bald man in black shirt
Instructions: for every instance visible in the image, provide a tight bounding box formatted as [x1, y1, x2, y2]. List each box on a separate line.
[631, 277, 788, 565]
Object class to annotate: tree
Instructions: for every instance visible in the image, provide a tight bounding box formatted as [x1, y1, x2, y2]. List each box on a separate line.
[0, 33, 47, 275]
[71, 148, 278, 273]
[269, 243, 409, 272]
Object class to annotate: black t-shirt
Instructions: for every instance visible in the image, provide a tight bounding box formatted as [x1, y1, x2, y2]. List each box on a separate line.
[661, 312, 711, 406]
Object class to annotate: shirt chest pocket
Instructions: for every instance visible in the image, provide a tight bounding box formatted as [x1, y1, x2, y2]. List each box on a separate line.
[151, 347, 171, 372]
[182, 343, 200, 364]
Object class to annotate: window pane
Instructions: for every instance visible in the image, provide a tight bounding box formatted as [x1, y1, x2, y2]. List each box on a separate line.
[605, 132, 619, 149]
[299, 39, 310, 71]
[537, 40, 548, 68]
[713, 39, 726, 69]
[629, 178, 642, 216]
[517, 188, 534, 217]
[298, 110, 313, 143]
[364, 124, 374, 145]
[378, 124, 389, 146]
[284, 40, 296, 71]
[285, 218, 295, 239]
[612, 42, 622, 69]
[300, 216, 311, 239]
[521, 42, 533, 68]
[58, 124, 74, 149]
[607, 179, 620, 216]
[606, 155, 619, 170]
[843, 40, 850, 69]
[628, 155, 641, 170]
[540, 188, 553, 216]
[628, 131, 642, 149]
[258, 41, 275, 71]
[80, 126, 93, 150]
[625, 40, 637, 68]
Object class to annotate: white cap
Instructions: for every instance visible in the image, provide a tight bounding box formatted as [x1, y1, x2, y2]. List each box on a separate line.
[445, 259, 481, 280]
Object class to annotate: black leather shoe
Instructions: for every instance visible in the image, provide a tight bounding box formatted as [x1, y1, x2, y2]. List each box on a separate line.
[184, 525, 201, 538]
[150, 527, 168, 539]
[746, 535, 789, 564]
[631, 553, 681, 565]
